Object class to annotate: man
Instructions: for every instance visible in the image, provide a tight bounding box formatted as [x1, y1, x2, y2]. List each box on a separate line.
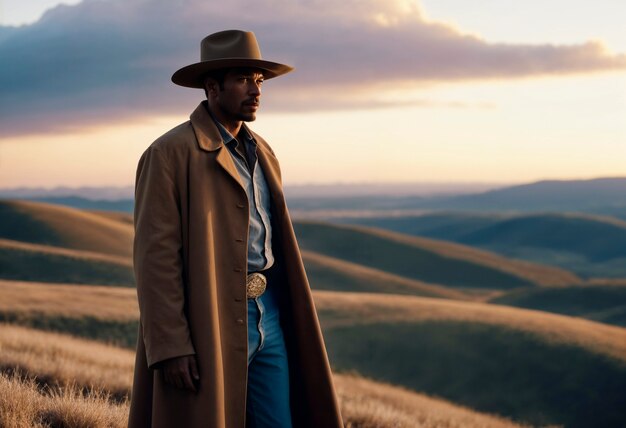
[128, 30, 343, 428]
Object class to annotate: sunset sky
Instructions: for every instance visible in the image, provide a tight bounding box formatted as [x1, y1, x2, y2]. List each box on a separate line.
[0, 0, 624, 188]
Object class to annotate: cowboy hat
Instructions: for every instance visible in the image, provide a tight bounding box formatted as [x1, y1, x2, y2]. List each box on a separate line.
[171, 30, 294, 88]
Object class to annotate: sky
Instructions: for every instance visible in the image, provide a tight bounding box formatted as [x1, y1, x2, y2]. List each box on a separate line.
[0, 0, 624, 188]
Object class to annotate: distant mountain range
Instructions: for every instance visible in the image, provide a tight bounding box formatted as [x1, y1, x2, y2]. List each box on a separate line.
[1, 177, 626, 217]
[290, 177, 626, 218]
[434, 177, 626, 212]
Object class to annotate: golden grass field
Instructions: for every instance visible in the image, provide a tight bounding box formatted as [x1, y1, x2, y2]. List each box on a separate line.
[0, 324, 524, 428]
[0, 280, 137, 321]
[314, 290, 626, 362]
[1, 200, 626, 426]
[2, 277, 626, 425]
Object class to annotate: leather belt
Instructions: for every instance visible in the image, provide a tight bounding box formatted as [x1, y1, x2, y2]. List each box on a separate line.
[246, 272, 267, 299]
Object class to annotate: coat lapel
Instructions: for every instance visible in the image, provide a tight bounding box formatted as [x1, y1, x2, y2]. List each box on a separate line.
[190, 102, 244, 190]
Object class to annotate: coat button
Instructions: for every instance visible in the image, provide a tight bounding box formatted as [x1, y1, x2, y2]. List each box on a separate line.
[235, 297, 243, 302]
[234, 267, 243, 272]
[236, 203, 245, 209]
[235, 238, 244, 243]
[236, 318, 244, 324]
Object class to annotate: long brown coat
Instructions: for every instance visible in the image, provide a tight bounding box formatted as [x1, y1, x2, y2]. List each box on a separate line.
[128, 102, 343, 428]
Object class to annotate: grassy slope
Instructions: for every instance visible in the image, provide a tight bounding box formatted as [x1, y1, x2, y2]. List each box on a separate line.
[336, 212, 626, 278]
[0, 325, 521, 428]
[294, 221, 580, 289]
[0, 280, 138, 348]
[1, 280, 624, 426]
[0, 239, 134, 286]
[314, 291, 626, 428]
[490, 284, 626, 327]
[0, 200, 133, 257]
[302, 250, 476, 300]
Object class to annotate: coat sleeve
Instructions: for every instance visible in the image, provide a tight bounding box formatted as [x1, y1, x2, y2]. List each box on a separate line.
[133, 145, 195, 369]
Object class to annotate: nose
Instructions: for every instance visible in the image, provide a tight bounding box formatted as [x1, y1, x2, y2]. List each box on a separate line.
[249, 81, 261, 97]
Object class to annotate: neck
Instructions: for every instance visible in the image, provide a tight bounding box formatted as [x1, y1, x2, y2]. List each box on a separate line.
[207, 103, 242, 137]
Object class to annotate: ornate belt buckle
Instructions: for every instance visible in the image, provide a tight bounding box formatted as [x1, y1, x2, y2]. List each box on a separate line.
[246, 272, 267, 299]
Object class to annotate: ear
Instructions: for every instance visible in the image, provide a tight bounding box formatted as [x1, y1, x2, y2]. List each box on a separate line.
[204, 77, 219, 98]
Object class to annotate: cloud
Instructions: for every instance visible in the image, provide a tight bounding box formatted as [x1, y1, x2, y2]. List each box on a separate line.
[0, 0, 624, 136]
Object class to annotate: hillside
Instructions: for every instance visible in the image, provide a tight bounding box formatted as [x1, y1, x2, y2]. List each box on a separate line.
[0, 280, 138, 347]
[0, 200, 581, 297]
[490, 284, 626, 327]
[335, 211, 626, 278]
[0, 325, 521, 428]
[2, 200, 624, 426]
[1, 280, 624, 427]
[315, 290, 626, 428]
[294, 221, 580, 290]
[0, 239, 134, 285]
[301, 250, 475, 300]
[0, 200, 133, 258]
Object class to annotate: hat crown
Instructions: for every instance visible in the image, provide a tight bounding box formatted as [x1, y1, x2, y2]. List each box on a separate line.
[200, 30, 262, 62]
[172, 29, 293, 88]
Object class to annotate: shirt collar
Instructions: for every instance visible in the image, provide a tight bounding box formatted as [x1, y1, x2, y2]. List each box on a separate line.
[209, 113, 256, 147]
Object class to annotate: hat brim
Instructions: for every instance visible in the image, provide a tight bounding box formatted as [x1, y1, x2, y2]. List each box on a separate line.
[171, 58, 294, 88]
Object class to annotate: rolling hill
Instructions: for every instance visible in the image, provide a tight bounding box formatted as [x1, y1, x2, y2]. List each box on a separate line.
[315, 290, 626, 428]
[0, 239, 134, 285]
[335, 211, 626, 278]
[3, 199, 625, 426]
[0, 279, 138, 348]
[294, 221, 580, 290]
[0, 200, 133, 257]
[1, 200, 583, 297]
[301, 250, 474, 300]
[1, 279, 624, 427]
[0, 324, 522, 428]
[490, 284, 626, 327]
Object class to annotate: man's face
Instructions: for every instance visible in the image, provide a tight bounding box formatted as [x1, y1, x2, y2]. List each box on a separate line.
[210, 68, 264, 123]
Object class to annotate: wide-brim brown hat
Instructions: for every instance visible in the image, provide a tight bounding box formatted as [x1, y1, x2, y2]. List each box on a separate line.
[172, 30, 294, 88]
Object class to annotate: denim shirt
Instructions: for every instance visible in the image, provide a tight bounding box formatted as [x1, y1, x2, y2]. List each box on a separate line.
[213, 120, 274, 273]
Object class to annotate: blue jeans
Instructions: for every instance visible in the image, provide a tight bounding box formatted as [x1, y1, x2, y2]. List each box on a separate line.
[246, 285, 292, 428]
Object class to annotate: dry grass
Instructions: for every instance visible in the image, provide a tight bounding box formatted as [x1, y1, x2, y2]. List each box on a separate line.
[0, 324, 526, 428]
[0, 324, 134, 397]
[335, 373, 524, 428]
[586, 278, 626, 286]
[0, 372, 128, 428]
[88, 210, 133, 225]
[0, 280, 137, 321]
[0, 200, 133, 258]
[313, 290, 626, 363]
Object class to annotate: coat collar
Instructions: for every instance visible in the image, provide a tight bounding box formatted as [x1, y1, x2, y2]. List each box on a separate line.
[188, 101, 286, 211]
[190, 101, 224, 152]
